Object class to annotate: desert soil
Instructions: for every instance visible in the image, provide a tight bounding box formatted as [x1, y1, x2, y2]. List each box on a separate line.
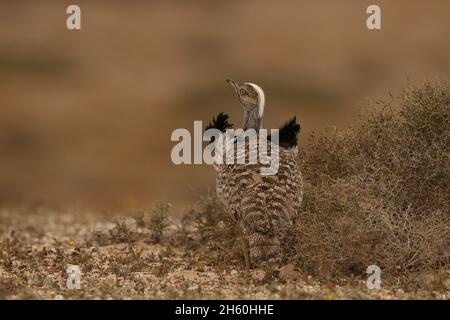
[0, 208, 447, 300]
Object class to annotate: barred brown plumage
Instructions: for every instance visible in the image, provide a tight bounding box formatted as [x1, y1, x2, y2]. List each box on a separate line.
[208, 79, 303, 269]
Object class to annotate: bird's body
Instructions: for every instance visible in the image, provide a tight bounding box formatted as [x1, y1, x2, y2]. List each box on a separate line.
[206, 80, 303, 267]
[215, 137, 303, 262]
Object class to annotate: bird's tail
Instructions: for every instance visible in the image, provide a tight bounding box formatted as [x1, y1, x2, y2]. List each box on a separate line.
[240, 204, 287, 263]
[247, 231, 281, 262]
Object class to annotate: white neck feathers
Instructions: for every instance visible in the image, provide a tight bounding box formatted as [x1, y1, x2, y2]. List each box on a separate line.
[246, 83, 265, 118]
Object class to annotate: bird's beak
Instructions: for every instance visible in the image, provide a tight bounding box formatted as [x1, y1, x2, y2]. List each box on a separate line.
[226, 78, 237, 90]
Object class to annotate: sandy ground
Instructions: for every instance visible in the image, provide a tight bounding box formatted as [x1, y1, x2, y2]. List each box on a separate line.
[0, 207, 447, 300]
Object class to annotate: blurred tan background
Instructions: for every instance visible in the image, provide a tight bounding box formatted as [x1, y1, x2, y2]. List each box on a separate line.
[1, 0, 449, 210]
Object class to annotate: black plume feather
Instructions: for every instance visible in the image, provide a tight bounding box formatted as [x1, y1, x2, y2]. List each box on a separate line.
[268, 116, 301, 148]
[205, 112, 233, 143]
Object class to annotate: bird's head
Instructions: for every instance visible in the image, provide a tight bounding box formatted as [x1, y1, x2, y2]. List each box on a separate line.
[226, 79, 265, 120]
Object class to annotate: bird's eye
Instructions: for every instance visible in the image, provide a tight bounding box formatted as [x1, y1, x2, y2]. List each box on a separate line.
[239, 89, 246, 95]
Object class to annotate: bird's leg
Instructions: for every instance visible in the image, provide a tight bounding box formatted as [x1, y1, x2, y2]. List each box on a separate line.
[240, 229, 250, 271]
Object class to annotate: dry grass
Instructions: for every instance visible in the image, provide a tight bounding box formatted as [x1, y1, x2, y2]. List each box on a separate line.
[289, 81, 450, 286]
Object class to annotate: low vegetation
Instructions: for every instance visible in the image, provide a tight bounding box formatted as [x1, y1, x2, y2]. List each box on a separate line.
[183, 81, 450, 290]
[0, 82, 448, 299]
[292, 82, 450, 287]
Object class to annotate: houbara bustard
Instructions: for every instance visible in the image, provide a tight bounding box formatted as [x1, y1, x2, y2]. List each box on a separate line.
[205, 79, 303, 269]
